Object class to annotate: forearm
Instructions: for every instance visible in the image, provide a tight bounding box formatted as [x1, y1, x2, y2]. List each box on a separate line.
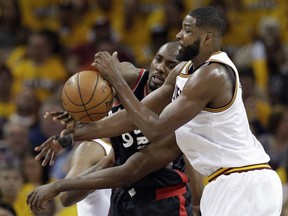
[55, 165, 131, 193]
[60, 154, 115, 206]
[73, 110, 136, 142]
[113, 77, 164, 142]
[55, 134, 180, 193]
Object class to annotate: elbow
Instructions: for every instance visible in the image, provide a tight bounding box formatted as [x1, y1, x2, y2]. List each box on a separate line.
[115, 167, 144, 188]
[142, 120, 167, 142]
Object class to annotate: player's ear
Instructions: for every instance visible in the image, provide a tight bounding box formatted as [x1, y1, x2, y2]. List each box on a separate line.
[202, 33, 213, 47]
[204, 33, 213, 42]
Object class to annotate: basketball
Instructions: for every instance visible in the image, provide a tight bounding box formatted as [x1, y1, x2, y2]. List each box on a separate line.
[62, 70, 114, 123]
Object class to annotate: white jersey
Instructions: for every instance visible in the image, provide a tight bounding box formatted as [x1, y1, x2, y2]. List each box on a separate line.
[77, 139, 112, 216]
[173, 51, 270, 176]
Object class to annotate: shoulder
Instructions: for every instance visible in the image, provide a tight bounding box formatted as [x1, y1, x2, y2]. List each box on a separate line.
[195, 62, 234, 84]
[73, 141, 106, 163]
[119, 61, 142, 87]
[76, 141, 105, 154]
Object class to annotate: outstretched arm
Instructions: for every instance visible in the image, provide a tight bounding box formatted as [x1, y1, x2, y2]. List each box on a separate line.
[93, 52, 223, 142]
[35, 109, 135, 166]
[59, 141, 114, 207]
[27, 133, 181, 211]
[34, 61, 141, 166]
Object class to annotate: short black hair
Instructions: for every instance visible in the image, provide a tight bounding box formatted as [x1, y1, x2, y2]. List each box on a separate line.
[189, 6, 227, 36]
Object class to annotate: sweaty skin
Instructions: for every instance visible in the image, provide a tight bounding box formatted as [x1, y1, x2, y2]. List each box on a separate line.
[91, 15, 234, 142]
[27, 42, 203, 214]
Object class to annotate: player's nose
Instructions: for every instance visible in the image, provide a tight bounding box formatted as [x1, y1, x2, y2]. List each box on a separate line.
[156, 62, 165, 74]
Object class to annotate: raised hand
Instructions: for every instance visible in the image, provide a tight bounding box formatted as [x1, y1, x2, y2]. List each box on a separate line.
[44, 111, 76, 129]
[35, 129, 74, 166]
[91, 51, 122, 85]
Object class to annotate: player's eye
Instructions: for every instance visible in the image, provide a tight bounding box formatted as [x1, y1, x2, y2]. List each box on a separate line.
[168, 63, 177, 70]
[154, 56, 162, 62]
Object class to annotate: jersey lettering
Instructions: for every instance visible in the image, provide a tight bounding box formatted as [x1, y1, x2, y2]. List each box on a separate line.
[121, 133, 134, 148]
[172, 85, 182, 101]
[121, 129, 149, 149]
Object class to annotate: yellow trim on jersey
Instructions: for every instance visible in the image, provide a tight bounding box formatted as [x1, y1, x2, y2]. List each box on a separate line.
[180, 61, 193, 76]
[178, 73, 192, 78]
[98, 138, 112, 146]
[208, 163, 271, 182]
[203, 60, 238, 113]
[206, 51, 222, 61]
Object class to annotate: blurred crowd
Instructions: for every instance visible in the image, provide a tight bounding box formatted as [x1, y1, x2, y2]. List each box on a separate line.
[0, 0, 288, 215]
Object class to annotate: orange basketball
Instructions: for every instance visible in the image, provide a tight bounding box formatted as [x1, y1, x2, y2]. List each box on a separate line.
[62, 70, 114, 123]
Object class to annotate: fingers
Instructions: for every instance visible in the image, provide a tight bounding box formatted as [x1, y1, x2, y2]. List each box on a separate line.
[34, 136, 55, 160]
[34, 136, 55, 152]
[44, 111, 64, 119]
[60, 128, 71, 137]
[42, 149, 52, 166]
[34, 135, 63, 167]
[27, 191, 45, 213]
[35, 146, 48, 162]
[50, 151, 56, 166]
[63, 116, 75, 128]
[44, 111, 74, 126]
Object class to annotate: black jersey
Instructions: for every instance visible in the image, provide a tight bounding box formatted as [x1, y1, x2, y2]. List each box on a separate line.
[109, 69, 188, 189]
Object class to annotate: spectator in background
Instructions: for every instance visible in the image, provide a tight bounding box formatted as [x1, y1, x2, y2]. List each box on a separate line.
[18, 0, 58, 31]
[246, 16, 288, 105]
[9, 89, 39, 129]
[146, 0, 185, 42]
[258, 105, 288, 175]
[18, 150, 56, 216]
[65, 16, 135, 75]
[0, 64, 15, 139]
[239, 66, 271, 136]
[57, 0, 93, 50]
[29, 97, 65, 150]
[0, 201, 17, 216]
[93, 0, 123, 37]
[282, 199, 288, 216]
[120, 0, 155, 64]
[138, 24, 168, 68]
[1, 122, 30, 167]
[9, 30, 67, 102]
[0, 0, 30, 61]
[131, 0, 184, 67]
[21, 150, 51, 187]
[29, 97, 68, 179]
[0, 165, 30, 216]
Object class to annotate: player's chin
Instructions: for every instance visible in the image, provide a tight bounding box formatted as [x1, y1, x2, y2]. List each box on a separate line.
[150, 83, 162, 91]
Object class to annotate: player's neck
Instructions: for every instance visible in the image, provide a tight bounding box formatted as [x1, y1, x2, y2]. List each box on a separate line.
[191, 50, 219, 68]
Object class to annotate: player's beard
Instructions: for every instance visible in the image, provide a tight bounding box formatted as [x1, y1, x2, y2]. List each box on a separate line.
[176, 38, 200, 61]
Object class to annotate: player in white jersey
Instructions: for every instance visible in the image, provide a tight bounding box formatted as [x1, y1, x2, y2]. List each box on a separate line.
[27, 6, 282, 216]
[59, 139, 111, 216]
[91, 6, 283, 216]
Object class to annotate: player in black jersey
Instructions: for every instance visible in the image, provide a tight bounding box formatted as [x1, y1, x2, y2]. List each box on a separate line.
[27, 42, 202, 216]
[108, 62, 191, 216]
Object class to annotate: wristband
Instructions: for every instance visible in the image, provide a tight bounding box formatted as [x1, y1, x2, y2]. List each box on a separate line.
[55, 134, 73, 148]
